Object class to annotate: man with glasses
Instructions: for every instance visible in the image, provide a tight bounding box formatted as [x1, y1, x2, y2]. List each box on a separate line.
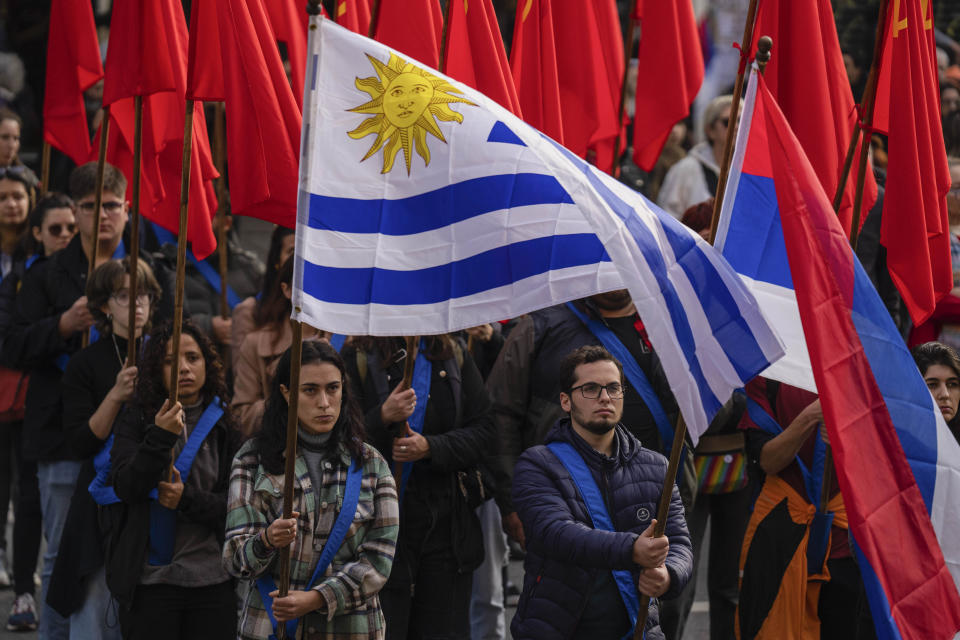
[510, 345, 692, 640]
[5, 162, 175, 640]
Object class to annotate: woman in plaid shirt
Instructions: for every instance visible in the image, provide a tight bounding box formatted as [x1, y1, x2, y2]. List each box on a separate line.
[223, 341, 399, 639]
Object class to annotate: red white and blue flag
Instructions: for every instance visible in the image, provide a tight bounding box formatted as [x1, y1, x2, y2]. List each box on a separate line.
[717, 67, 960, 640]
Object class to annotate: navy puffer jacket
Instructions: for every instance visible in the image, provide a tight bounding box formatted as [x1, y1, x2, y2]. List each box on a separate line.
[511, 419, 692, 640]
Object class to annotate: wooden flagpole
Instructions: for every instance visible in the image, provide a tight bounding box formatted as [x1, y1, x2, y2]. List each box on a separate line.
[40, 142, 50, 196]
[275, 317, 303, 640]
[632, 30, 772, 640]
[610, 0, 639, 176]
[126, 95, 143, 365]
[274, 6, 324, 636]
[168, 100, 195, 408]
[367, 0, 382, 38]
[393, 336, 419, 484]
[438, 0, 454, 73]
[706, 0, 760, 245]
[819, 0, 890, 514]
[843, 0, 889, 250]
[83, 106, 111, 349]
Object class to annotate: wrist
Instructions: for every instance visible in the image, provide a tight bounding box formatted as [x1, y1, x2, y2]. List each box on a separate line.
[261, 528, 274, 550]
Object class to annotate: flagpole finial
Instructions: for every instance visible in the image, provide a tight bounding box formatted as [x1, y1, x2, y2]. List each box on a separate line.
[306, 0, 323, 15]
[756, 36, 773, 75]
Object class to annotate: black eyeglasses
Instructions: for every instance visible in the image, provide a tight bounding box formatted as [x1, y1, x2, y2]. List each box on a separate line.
[568, 382, 625, 400]
[78, 201, 124, 214]
[46, 223, 76, 236]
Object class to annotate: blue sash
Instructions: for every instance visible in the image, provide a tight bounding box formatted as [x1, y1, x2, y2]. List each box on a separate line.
[329, 333, 346, 353]
[397, 339, 430, 502]
[743, 392, 832, 574]
[188, 252, 241, 310]
[566, 303, 674, 450]
[547, 441, 641, 639]
[147, 398, 224, 565]
[256, 459, 363, 640]
[88, 434, 120, 505]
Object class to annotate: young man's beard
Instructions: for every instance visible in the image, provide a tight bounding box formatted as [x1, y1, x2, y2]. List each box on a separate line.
[581, 419, 618, 435]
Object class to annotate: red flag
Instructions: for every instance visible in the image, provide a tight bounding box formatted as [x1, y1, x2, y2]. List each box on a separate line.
[548, 2, 619, 166]
[43, 0, 103, 166]
[510, 0, 564, 144]
[632, 0, 704, 171]
[756, 0, 878, 235]
[872, 0, 951, 324]
[335, 0, 372, 35]
[216, 0, 301, 227]
[268, 0, 311, 105]
[754, 72, 960, 640]
[98, 0, 219, 258]
[443, 0, 521, 116]
[373, 0, 443, 69]
[187, 0, 223, 102]
[590, 0, 626, 172]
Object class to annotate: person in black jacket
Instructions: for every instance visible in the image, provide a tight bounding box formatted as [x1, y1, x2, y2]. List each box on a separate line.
[341, 335, 496, 640]
[107, 320, 238, 640]
[48, 257, 161, 639]
[511, 346, 692, 640]
[6, 162, 176, 640]
[0, 189, 68, 632]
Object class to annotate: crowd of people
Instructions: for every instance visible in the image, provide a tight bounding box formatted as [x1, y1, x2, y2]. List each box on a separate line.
[0, 1, 957, 640]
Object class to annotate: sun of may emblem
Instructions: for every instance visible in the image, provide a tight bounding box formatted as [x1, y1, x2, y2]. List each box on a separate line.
[347, 53, 476, 175]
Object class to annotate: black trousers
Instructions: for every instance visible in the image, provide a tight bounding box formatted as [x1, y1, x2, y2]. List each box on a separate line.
[0, 421, 42, 596]
[119, 580, 236, 640]
[381, 490, 473, 640]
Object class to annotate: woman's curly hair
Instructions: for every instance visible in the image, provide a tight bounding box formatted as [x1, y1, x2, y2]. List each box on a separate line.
[135, 320, 232, 422]
[257, 340, 366, 474]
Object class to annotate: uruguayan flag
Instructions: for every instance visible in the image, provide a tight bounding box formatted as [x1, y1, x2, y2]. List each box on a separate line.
[293, 18, 785, 440]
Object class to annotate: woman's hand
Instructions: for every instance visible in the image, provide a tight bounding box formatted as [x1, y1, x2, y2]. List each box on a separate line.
[107, 359, 137, 404]
[464, 324, 494, 342]
[392, 425, 430, 462]
[268, 589, 324, 622]
[263, 512, 301, 549]
[155, 399, 184, 435]
[157, 467, 184, 509]
[380, 383, 417, 424]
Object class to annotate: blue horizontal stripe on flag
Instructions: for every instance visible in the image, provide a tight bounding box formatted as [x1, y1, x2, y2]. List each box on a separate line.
[644, 197, 772, 382]
[301, 233, 610, 305]
[307, 173, 573, 235]
[850, 259, 938, 512]
[723, 173, 793, 289]
[547, 139, 725, 418]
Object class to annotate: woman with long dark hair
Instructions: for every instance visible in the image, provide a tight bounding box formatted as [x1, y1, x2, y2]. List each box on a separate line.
[224, 341, 398, 639]
[341, 335, 495, 640]
[107, 320, 239, 639]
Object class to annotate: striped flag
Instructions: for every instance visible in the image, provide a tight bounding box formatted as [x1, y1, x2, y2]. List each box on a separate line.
[293, 18, 784, 441]
[721, 66, 960, 639]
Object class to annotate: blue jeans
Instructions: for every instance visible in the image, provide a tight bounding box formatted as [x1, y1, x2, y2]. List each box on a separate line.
[470, 500, 508, 640]
[37, 460, 82, 640]
[70, 565, 121, 640]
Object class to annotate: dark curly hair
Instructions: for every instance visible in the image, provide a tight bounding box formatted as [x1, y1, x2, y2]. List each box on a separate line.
[135, 320, 231, 421]
[257, 340, 366, 474]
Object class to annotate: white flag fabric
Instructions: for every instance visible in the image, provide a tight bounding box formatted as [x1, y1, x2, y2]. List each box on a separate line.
[293, 18, 784, 441]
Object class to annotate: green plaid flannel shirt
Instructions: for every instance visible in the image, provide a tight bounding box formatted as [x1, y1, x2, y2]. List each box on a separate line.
[223, 440, 399, 640]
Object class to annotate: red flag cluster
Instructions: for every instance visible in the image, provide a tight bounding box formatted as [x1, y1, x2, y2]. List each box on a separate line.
[100, 0, 219, 259]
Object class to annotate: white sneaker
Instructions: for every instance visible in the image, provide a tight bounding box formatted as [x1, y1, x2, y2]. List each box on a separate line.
[0, 552, 11, 589]
[6, 593, 37, 631]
